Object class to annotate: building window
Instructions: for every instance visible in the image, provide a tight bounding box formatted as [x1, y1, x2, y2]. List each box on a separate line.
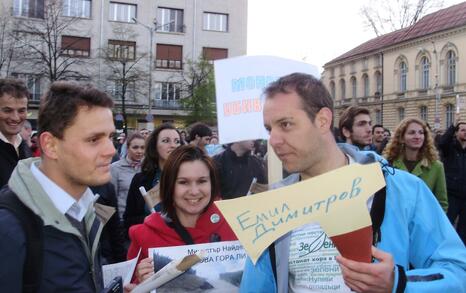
[154, 82, 181, 100]
[375, 110, 382, 125]
[375, 71, 382, 94]
[363, 74, 369, 97]
[13, 0, 44, 18]
[420, 105, 428, 121]
[156, 44, 182, 69]
[447, 50, 456, 86]
[350, 77, 357, 98]
[109, 2, 136, 23]
[61, 36, 90, 57]
[340, 79, 346, 100]
[108, 40, 135, 60]
[329, 81, 335, 99]
[400, 61, 407, 92]
[445, 104, 454, 127]
[398, 107, 405, 121]
[203, 12, 228, 32]
[375, 54, 382, 67]
[109, 80, 136, 101]
[203, 47, 228, 61]
[157, 7, 184, 33]
[62, 0, 91, 18]
[420, 56, 429, 89]
[11, 73, 41, 101]
[362, 57, 368, 70]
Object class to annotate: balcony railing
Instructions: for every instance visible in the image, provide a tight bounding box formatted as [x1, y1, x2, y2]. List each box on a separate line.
[153, 99, 183, 110]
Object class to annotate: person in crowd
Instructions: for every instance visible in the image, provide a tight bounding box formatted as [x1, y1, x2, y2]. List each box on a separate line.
[0, 78, 31, 187]
[383, 118, 448, 211]
[188, 122, 212, 153]
[123, 123, 181, 233]
[383, 127, 391, 141]
[116, 132, 127, 158]
[339, 106, 373, 150]
[30, 132, 41, 157]
[111, 133, 145, 220]
[0, 81, 116, 292]
[370, 124, 386, 154]
[127, 145, 236, 283]
[139, 128, 150, 140]
[91, 183, 127, 264]
[438, 113, 466, 244]
[205, 134, 224, 156]
[253, 139, 267, 159]
[179, 130, 188, 145]
[20, 120, 33, 147]
[240, 73, 466, 292]
[213, 140, 267, 199]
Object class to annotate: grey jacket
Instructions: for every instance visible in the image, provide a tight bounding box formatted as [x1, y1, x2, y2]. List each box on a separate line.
[111, 156, 140, 219]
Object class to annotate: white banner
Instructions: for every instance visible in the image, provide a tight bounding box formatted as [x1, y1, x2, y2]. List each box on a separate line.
[149, 241, 246, 293]
[214, 55, 319, 144]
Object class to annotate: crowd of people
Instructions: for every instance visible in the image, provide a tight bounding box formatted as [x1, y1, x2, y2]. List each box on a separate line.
[0, 76, 464, 292]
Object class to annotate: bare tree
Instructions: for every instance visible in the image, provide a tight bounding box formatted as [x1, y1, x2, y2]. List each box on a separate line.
[361, 0, 444, 36]
[0, 5, 18, 76]
[102, 24, 147, 134]
[177, 57, 217, 125]
[12, 0, 88, 82]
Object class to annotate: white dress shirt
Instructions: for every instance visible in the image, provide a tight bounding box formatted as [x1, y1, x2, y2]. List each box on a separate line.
[31, 161, 96, 222]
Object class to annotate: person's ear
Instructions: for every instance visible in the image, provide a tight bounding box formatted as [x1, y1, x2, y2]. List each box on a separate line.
[341, 127, 351, 139]
[315, 107, 333, 133]
[39, 131, 59, 160]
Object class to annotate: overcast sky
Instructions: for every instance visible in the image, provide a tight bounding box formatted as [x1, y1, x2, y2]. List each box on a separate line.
[247, 0, 464, 71]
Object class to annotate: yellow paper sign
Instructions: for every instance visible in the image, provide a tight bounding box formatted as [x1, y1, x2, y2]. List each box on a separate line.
[215, 163, 385, 264]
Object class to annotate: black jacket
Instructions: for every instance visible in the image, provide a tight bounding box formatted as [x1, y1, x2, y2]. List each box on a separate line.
[91, 183, 127, 264]
[123, 170, 160, 236]
[0, 139, 31, 187]
[438, 125, 466, 199]
[213, 147, 267, 199]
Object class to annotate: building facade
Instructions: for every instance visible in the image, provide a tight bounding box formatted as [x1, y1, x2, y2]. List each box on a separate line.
[1, 0, 247, 129]
[322, 2, 466, 132]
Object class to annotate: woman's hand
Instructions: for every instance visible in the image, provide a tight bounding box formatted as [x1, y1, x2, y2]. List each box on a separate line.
[135, 257, 154, 283]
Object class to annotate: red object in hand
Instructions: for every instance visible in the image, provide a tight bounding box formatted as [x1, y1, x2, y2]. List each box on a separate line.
[330, 226, 373, 263]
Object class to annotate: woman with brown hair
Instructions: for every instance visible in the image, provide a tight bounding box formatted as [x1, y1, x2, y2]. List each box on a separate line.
[383, 117, 448, 211]
[126, 144, 236, 283]
[123, 123, 181, 232]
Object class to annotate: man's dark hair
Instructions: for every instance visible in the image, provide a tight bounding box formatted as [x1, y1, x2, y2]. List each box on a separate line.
[0, 78, 30, 100]
[372, 124, 384, 134]
[264, 73, 333, 125]
[455, 122, 466, 131]
[188, 122, 212, 142]
[38, 81, 113, 139]
[338, 106, 370, 138]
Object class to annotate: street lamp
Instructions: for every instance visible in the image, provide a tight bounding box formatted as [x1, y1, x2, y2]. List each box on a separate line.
[132, 17, 157, 118]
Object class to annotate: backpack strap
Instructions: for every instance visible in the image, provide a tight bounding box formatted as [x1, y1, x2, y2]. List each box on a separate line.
[0, 188, 43, 293]
[370, 186, 386, 245]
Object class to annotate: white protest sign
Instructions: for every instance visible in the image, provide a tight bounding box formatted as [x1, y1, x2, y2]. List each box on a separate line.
[102, 249, 140, 287]
[214, 55, 319, 144]
[148, 241, 246, 293]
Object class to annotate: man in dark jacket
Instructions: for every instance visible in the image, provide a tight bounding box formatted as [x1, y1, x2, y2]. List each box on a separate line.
[0, 78, 31, 187]
[213, 140, 267, 199]
[438, 115, 466, 244]
[0, 81, 116, 292]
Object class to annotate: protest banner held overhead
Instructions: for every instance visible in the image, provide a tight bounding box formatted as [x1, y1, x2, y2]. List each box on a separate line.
[214, 56, 319, 144]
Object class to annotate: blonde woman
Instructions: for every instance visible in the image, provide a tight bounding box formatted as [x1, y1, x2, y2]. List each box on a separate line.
[384, 118, 448, 211]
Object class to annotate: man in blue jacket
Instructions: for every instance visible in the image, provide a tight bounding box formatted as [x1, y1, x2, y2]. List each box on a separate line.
[0, 81, 116, 292]
[240, 73, 466, 292]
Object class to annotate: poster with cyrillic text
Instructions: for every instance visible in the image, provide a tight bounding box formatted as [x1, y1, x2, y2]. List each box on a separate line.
[214, 56, 319, 144]
[148, 241, 246, 292]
